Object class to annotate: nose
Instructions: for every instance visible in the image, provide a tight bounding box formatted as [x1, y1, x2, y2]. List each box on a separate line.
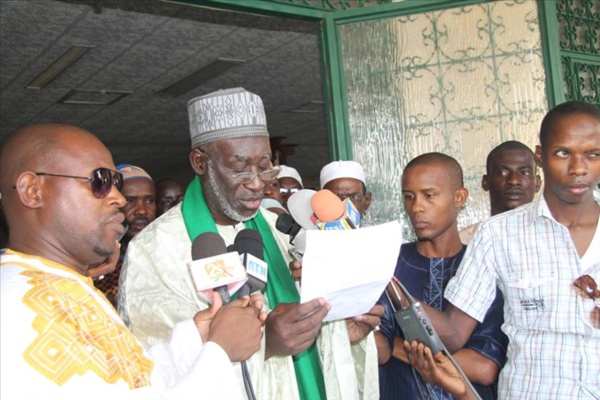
[505, 171, 521, 186]
[404, 195, 424, 215]
[106, 183, 126, 208]
[243, 174, 266, 192]
[568, 154, 587, 176]
[413, 196, 425, 213]
[132, 200, 149, 216]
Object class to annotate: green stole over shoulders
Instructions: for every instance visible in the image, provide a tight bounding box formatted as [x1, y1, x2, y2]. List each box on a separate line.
[181, 176, 326, 400]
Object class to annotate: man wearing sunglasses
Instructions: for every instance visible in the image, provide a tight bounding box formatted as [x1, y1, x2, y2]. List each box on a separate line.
[0, 123, 266, 399]
[119, 88, 382, 400]
[401, 101, 600, 399]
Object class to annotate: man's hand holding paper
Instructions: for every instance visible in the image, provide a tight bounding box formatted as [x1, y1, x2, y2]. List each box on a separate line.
[300, 221, 402, 322]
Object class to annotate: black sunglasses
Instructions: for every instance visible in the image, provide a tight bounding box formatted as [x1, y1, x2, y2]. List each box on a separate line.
[33, 168, 123, 199]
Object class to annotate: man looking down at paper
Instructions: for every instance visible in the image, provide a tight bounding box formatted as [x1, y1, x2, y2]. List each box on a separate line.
[376, 152, 507, 400]
[0, 123, 265, 400]
[119, 88, 382, 400]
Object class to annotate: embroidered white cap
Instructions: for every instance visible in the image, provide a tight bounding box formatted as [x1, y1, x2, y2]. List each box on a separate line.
[187, 87, 269, 148]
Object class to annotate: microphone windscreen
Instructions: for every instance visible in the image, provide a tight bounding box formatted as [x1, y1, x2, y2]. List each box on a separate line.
[288, 189, 318, 230]
[276, 213, 302, 238]
[311, 189, 344, 222]
[233, 229, 263, 260]
[276, 213, 295, 234]
[191, 232, 227, 260]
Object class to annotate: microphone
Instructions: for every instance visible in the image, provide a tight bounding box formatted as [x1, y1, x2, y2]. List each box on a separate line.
[231, 229, 268, 297]
[288, 230, 306, 261]
[188, 232, 247, 304]
[275, 213, 302, 244]
[310, 189, 361, 230]
[287, 189, 319, 231]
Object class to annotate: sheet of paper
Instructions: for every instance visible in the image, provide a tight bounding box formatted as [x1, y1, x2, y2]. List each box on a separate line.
[300, 221, 402, 322]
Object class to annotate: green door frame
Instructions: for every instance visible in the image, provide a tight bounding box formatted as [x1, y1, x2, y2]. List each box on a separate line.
[165, 0, 564, 161]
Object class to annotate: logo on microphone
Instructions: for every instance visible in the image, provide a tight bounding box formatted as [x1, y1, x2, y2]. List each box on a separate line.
[245, 253, 268, 282]
[203, 259, 234, 282]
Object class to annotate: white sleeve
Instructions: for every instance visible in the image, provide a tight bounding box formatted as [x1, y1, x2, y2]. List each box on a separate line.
[147, 319, 244, 400]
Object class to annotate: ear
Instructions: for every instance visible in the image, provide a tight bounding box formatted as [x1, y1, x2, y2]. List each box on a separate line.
[534, 145, 543, 169]
[455, 187, 468, 209]
[534, 174, 542, 193]
[362, 192, 372, 213]
[189, 148, 209, 177]
[481, 175, 489, 192]
[14, 172, 43, 209]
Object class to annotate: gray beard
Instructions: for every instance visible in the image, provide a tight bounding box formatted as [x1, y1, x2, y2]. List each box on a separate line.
[206, 162, 258, 222]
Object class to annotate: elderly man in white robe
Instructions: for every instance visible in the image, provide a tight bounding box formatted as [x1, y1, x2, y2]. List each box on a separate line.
[119, 87, 382, 400]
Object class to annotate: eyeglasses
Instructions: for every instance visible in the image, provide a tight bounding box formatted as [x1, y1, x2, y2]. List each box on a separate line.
[574, 275, 600, 308]
[200, 149, 281, 184]
[34, 168, 123, 199]
[280, 187, 300, 196]
[335, 193, 366, 203]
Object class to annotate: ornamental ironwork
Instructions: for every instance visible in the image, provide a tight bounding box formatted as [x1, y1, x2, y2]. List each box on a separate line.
[557, 0, 600, 105]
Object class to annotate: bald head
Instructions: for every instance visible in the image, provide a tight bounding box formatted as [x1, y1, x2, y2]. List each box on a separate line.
[1, 124, 105, 198]
[403, 152, 464, 189]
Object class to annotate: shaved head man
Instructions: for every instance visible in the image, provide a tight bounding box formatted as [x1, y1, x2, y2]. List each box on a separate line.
[0, 123, 266, 399]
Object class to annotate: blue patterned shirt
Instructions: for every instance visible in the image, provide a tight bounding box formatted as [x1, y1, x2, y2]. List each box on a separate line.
[379, 242, 507, 400]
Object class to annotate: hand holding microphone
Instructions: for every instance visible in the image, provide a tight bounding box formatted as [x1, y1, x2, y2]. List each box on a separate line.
[199, 291, 266, 363]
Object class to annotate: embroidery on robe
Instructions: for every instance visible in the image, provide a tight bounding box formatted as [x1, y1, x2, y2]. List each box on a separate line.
[21, 270, 153, 388]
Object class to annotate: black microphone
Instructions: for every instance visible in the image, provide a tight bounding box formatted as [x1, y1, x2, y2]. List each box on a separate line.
[232, 229, 268, 297]
[190, 232, 240, 303]
[275, 213, 302, 244]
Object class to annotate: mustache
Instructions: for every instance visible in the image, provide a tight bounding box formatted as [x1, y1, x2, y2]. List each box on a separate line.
[130, 217, 151, 225]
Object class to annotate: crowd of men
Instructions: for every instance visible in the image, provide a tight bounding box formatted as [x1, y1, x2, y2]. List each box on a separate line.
[0, 86, 598, 400]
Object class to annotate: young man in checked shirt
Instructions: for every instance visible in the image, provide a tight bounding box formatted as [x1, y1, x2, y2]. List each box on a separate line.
[403, 101, 600, 399]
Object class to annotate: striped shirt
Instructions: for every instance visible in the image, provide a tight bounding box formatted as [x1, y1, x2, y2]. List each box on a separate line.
[445, 195, 600, 400]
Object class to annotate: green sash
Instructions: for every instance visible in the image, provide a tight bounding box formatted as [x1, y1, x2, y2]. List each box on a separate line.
[182, 176, 326, 400]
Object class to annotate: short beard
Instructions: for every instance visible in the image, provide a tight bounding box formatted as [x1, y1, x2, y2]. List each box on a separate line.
[206, 162, 258, 222]
[93, 243, 113, 258]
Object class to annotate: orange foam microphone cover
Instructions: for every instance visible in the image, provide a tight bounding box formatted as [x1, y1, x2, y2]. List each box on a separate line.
[311, 189, 345, 222]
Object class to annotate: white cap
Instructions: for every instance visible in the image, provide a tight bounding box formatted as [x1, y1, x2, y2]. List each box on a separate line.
[188, 87, 268, 148]
[278, 165, 303, 188]
[320, 160, 366, 188]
